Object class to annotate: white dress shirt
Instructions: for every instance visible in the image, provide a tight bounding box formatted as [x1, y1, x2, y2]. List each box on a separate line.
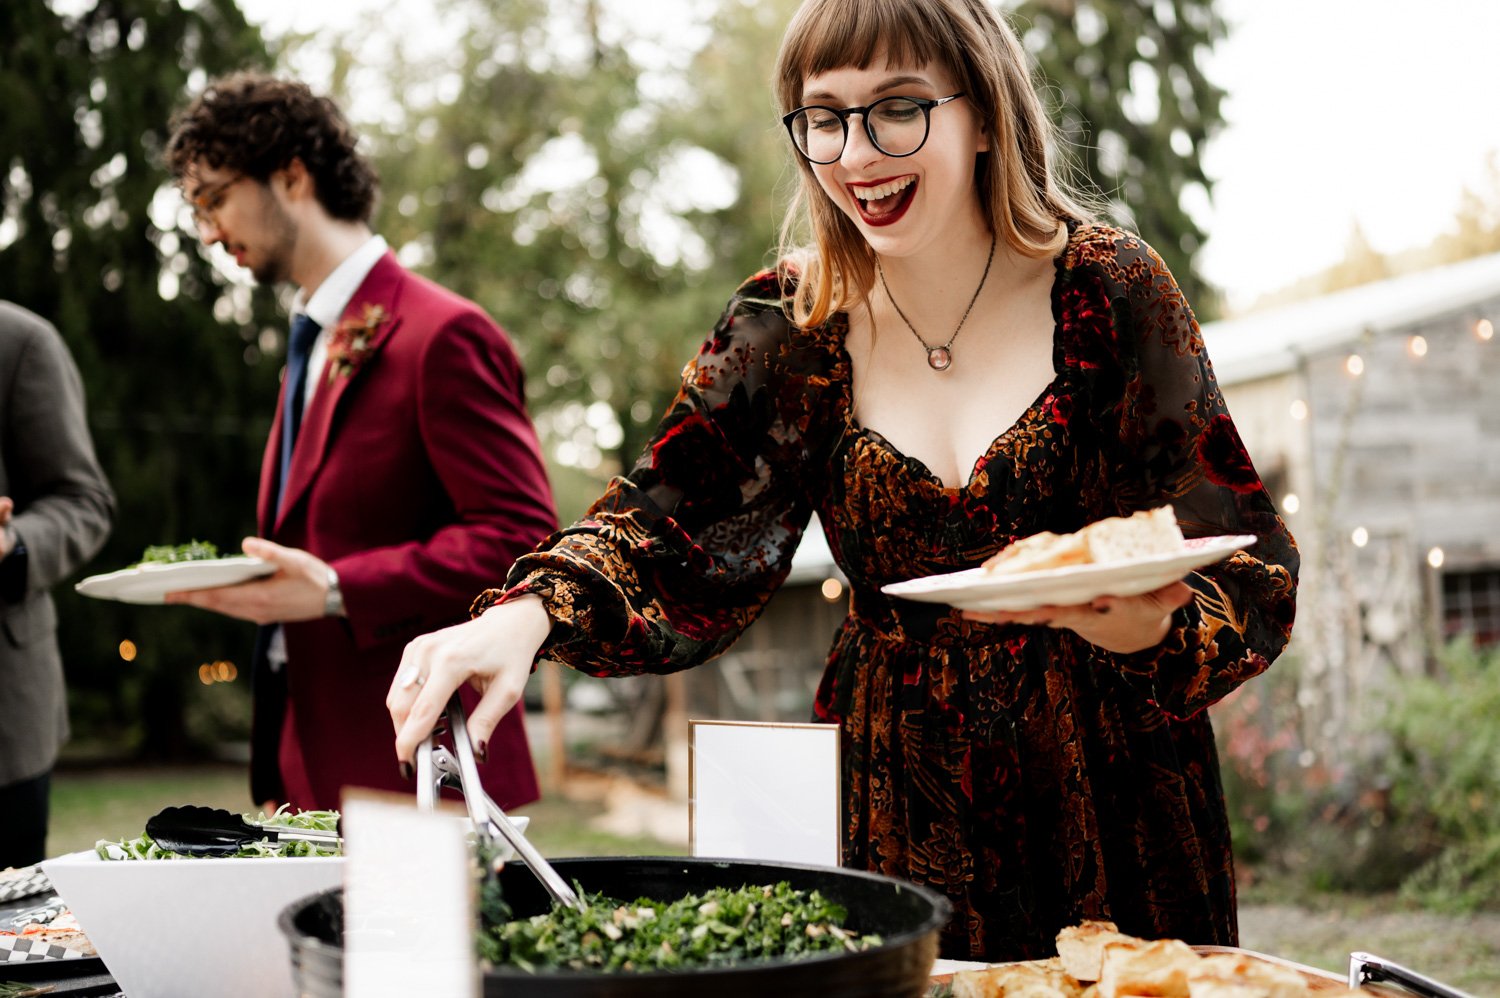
[268, 234, 388, 671]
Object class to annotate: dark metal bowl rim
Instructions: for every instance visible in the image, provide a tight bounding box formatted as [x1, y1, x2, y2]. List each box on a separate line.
[278, 855, 952, 982]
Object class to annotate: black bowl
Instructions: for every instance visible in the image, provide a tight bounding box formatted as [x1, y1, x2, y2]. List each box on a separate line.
[280, 855, 951, 997]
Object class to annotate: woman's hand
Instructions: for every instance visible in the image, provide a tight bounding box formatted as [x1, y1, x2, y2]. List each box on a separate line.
[387, 594, 553, 767]
[961, 580, 1193, 654]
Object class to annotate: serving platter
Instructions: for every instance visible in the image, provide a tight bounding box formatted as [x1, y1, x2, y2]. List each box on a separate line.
[74, 556, 275, 604]
[881, 535, 1257, 613]
[0, 888, 109, 985]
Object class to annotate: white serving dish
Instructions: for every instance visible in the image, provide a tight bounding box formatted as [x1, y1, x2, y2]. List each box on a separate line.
[42, 849, 345, 998]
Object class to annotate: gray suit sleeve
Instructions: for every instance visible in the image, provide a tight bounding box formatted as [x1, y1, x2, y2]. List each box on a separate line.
[2, 306, 115, 592]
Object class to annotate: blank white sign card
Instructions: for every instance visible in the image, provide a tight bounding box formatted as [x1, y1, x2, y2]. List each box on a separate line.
[343, 790, 477, 998]
[689, 719, 841, 867]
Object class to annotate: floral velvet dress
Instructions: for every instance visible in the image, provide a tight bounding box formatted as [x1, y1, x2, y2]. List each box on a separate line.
[479, 223, 1299, 961]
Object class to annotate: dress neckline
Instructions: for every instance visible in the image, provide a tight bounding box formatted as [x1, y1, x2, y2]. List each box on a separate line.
[834, 229, 1073, 494]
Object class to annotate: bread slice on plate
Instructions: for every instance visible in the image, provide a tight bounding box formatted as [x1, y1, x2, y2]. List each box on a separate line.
[1080, 506, 1184, 564]
[982, 529, 1091, 575]
[1186, 953, 1309, 998]
[1097, 938, 1200, 998]
[983, 506, 1183, 577]
[1055, 920, 1143, 982]
[953, 956, 1084, 997]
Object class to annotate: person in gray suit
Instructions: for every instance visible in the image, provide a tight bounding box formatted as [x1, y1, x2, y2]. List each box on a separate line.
[0, 301, 114, 867]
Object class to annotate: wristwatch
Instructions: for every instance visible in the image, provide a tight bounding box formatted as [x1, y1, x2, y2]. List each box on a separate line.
[324, 565, 346, 617]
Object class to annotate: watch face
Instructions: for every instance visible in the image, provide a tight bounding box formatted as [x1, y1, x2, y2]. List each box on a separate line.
[324, 568, 344, 616]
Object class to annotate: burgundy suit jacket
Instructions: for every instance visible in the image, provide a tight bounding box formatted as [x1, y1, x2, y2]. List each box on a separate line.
[252, 251, 553, 811]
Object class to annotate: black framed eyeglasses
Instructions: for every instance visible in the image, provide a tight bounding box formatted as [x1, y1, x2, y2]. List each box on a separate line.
[782, 93, 966, 164]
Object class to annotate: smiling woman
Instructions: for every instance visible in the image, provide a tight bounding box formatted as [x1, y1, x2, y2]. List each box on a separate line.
[385, 0, 1300, 964]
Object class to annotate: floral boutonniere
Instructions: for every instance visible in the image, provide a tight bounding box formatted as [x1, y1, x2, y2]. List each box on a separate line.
[326, 303, 388, 382]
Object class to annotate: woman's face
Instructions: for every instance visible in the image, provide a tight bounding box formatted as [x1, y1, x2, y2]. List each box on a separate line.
[799, 59, 988, 260]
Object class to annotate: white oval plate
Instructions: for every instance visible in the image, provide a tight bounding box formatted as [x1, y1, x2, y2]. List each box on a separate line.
[74, 557, 276, 605]
[881, 534, 1257, 612]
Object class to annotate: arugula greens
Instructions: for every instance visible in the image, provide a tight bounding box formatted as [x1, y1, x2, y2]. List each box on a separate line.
[479, 881, 882, 973]
[134, 540, 221, 565]
[95, 806, 341, 860]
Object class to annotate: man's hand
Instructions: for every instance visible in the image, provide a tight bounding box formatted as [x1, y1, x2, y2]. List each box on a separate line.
[164, 536, 331, 625]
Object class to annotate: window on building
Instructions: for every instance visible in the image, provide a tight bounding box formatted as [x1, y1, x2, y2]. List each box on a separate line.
[1440, 568, 1500, 648]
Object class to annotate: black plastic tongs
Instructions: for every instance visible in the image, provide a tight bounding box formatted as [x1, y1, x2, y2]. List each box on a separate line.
[145, 806, 342, 856]
[417, 693, 581, 910]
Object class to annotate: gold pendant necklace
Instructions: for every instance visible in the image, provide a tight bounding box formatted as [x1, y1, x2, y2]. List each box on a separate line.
[877, 234, 996, 372]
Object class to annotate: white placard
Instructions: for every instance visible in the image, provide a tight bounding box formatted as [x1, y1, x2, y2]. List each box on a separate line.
[689, 719, 840, 867]
[343, 791, 478, 998]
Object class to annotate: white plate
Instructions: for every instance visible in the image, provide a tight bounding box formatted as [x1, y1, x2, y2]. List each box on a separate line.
[881, 534, 1257, 612]
[74, 557, 275, 605]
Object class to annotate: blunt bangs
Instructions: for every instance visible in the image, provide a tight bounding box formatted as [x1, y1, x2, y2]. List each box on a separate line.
[776, 0, 967, 112]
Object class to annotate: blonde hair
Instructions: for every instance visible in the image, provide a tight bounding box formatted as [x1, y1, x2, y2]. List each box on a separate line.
[773, 0, 1093, 329]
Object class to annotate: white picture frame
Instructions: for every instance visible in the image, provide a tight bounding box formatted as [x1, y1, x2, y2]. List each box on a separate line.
[688, 719, 841, 867]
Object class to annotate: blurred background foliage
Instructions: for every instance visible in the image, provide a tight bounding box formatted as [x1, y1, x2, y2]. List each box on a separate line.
[1, 0, 278, 761]
[4, 0, 1227, 748]
[1212, 637, 1500, 912]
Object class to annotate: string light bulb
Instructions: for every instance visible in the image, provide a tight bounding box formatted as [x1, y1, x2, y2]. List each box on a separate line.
[1282, 494, 1301, 514]
[1289, 399, 1309, 421]
[1345, 354, 1365, 377]
[1427, 547, 1445, 569]
[1351, 526, 1369, 547]
[1408, 334, 1428, 358]
[1477, 318, 1494, 342]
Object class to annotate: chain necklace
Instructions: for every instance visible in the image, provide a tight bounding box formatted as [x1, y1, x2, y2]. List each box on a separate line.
[876, 234, 996, 372]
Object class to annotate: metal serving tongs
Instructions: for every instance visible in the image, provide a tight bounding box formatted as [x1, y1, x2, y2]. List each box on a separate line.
[416, 693, 581, 910]
[1349, 952, 1475, 998]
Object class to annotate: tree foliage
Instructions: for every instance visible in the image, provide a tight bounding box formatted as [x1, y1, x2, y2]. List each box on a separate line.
[1014, 0, 1226, 313]
[352, 0, 798, 510]
[1, 0, 274, 760]
[361, 0, 1228, 496]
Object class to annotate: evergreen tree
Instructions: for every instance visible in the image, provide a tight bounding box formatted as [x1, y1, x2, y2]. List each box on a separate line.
[1015, 0, 1226, 313]
[0, 0, 273, 761]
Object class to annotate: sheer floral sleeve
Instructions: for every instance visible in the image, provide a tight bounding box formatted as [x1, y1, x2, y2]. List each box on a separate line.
[1066, 228, 1299, 717]
[471, 271, 842, 676]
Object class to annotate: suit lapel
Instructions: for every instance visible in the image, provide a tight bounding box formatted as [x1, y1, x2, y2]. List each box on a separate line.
[273, 252, 406, 533]
[257, 398, 284, 534]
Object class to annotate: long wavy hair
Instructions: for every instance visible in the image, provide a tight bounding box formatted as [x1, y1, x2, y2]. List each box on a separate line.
[773, 0, 1092, 329]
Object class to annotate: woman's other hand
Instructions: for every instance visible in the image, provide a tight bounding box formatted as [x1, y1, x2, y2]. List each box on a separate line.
[387, 593, 553, 767]
[961, 580, 1193, 654]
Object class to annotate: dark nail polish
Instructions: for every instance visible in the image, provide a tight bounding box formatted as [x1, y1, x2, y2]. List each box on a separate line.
[476, 739, 488, 764]
[399, 761, 413, 782]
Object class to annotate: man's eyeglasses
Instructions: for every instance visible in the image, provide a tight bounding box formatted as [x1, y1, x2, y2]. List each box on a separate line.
[782, 93, 966, 165]
[185, 175, 243, 228]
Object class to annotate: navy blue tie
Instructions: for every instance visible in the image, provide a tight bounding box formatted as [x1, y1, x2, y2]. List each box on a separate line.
[277, 313, 321, 513]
